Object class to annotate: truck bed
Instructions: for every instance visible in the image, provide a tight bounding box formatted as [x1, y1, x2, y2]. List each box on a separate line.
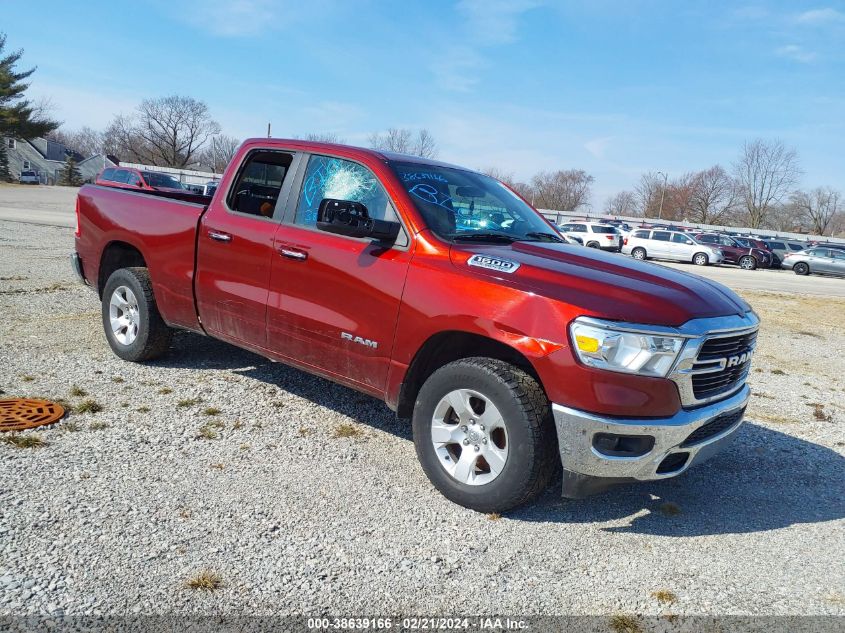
[75, 184, 208, 331]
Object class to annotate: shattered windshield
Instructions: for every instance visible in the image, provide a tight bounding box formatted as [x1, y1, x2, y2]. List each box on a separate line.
[390, 162, 562, 243]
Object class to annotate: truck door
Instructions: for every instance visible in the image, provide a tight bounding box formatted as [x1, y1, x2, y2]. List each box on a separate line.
[266, 153, 413, 393]
[195, 149, 301, 347]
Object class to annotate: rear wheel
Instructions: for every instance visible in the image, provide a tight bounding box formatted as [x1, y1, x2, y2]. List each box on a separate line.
[586, 241, 600, 249]
[739, 255, 757, 270]
[412, 358, 558, 513]
[693, 252, 709, 266]
[632, 247, 647, 260]
[793, 262, 810, 276]
[102, 267, 173, 362]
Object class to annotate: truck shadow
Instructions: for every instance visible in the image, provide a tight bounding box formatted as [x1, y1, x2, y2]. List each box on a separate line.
[156, 332, 844, 537]
[513, 423, 845, 536]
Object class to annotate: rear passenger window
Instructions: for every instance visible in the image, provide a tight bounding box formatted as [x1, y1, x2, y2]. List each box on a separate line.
[768, 242, 785, 250]
[632, 230, 650, 239]
[653, 231, 671, 241]
[672, 233, 693, 244]
[788, 243, 804, 251]
[228, 151, 293, 218]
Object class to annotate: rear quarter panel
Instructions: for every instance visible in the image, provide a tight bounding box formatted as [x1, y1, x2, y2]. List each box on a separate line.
[75, 184, 205, 331]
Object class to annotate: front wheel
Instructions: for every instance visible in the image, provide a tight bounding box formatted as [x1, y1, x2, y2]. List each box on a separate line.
[102, 267, 173, 362]
[793, 262, 810, 276]
[693, 252, 709, 266]
[739, 255, 757, 270]
[412, 358, 558, 513]
[632, 247, 647, 260]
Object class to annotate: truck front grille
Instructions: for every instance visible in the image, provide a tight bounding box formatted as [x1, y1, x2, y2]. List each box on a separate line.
[697, 331, 757, 361]
[690, 331, 757, 400]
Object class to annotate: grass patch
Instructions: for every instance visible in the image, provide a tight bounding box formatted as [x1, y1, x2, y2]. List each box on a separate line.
[179, 508, 192, 519]
[297, 426, 311, 437]
[202, 407, 221, 416]
[609, 614, 642, 633]
[74, 399, 103, 414]
[239, 443, 250, 451]
[21, 375, 35, 382]
[651, 590, 677, 604]
[158, 387, 173, 394]
[185, 570, 222, 591]
[89, 421, 109, 431]
[658, 502, 682, 517]
[196, 425, 218, 440]
[487, 513, 501, 521]
[751, 392, 773, 399]
[69, 385, 87, 397]
[271, 401, 285, 409]
[2, 434, 45, 448]
[111, 376, 125, 383]
[332, 423, 362, 439]
[210, 463, 224, 470]
[796, 330, 823, 339]
[137, 406, 151, 413]
[63, 422, 81, 432]
[811, 403, 832, 422]
[177, 397, 202, 408]
[232, 420, 243, 430]
[770, 369, 787, 376]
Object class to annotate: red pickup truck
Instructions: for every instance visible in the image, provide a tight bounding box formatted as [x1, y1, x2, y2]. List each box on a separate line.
[72, 139, 758, 512]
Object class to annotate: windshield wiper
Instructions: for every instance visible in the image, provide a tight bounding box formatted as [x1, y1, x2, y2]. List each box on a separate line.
[520, 231, 564, 243]
[452, 232, 518, 243]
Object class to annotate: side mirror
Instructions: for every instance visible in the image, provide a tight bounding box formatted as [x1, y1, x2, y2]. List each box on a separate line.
[317, 199, 400, 242]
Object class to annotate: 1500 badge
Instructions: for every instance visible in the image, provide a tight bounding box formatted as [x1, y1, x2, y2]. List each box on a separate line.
[467, 254, 521, 274]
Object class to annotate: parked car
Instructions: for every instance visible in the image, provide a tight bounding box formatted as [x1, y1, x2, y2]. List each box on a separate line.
[557, 221, 623, 251]
[622, 229, 724, 266]
[781, 247, 845, 277]
[18, 170, 39, 185]
[96, 167, 186, 193]
[73, 138, 758, 512]
[203, 181, 220, 197]
[693, 233, 771, 270]
[762, 239, 809, 266]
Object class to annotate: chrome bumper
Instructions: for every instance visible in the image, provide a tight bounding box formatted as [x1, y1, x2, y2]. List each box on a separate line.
[553, 385, 749, 498]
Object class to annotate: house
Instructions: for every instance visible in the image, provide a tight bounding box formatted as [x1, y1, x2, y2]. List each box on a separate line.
[3, 136, 116, 184]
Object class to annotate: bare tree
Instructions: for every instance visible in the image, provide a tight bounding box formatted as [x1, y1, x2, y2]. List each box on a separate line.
[687, 165, 740, 225]
[530, 169, 593, 211]
[198, 134, 240, 173]
[634, 172, 664, 218]
[790, 187, 841, 235]
[298, 132, 346, 143]
[104, 96, 221, 168]
[604, 191, 637, 216]
[48, 126, 104, 157]
[733, 139, 801, 229]
[368, 128, 437, 158]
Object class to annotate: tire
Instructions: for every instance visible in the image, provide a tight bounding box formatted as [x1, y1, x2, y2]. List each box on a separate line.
[586, 241, 600, 249]
[101, 267, 173, 362]
[739, 255, 757, 270]
[793, 262, 810, 276]
[412, 358, 558, 513]
[631, 247, 647, 260]
[693, 252, 709, 266]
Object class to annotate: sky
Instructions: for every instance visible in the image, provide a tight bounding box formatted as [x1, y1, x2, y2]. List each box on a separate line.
[6, 0, 845, 206]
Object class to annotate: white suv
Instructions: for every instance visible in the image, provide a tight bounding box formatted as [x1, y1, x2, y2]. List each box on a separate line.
[622, 229, 724, 266]
[557, 222, 622, 251]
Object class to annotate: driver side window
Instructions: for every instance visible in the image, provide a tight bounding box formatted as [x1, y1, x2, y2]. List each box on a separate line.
[228, 151, 293, 218]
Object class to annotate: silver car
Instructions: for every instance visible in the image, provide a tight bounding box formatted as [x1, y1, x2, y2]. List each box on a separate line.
[781, 247, 845, 277]
[622, 229, 724, 266]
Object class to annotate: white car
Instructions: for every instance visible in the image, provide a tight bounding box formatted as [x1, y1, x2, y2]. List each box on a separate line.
[622, 228, 724, 266]
[18, 170, 39, 185]
[557, 221, 622, 251]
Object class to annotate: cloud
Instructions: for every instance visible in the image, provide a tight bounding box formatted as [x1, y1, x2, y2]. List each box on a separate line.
[457, 0, 544, 45]
[775, 44, 818, 63]
[431, 46, 486, 93]
[164, 0, 320, 37]
[584, 137, 613, 159]
[794, 7, 845, 25]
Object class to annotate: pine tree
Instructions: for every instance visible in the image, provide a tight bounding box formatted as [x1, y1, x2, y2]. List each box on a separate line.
[59, 155, 82, 186]
[0, 33, 59, 173]
[0, 143, 10, 182]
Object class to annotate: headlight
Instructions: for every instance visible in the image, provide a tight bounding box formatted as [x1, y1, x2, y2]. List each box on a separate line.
[569, 318, 686, 377]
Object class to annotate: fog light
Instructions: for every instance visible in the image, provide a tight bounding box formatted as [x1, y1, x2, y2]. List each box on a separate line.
[592, 433, 655, 457]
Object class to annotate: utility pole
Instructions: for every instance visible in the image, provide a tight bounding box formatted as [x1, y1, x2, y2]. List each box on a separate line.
[267, 123, 271, 138]
[656, 171, 668, 220]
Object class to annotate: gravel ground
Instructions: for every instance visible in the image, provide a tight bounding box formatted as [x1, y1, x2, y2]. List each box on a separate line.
[1, 218, 843, 619]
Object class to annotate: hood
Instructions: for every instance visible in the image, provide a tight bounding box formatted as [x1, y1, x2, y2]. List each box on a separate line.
[449, 241, 751, 327]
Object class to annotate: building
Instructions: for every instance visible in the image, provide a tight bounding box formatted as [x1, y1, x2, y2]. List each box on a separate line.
[3, 136, 116, 184]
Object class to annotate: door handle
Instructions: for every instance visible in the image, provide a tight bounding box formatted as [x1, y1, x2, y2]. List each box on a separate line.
[279, 247, 308, 261]
[208, 230, 232, 242]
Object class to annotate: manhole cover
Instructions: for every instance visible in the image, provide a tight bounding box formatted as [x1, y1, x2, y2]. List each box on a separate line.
[0, 398, 66, 432]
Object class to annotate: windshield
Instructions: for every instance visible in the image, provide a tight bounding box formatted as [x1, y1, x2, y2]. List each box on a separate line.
[143, 172, 184, 189]
[390, 162, 561, 242]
